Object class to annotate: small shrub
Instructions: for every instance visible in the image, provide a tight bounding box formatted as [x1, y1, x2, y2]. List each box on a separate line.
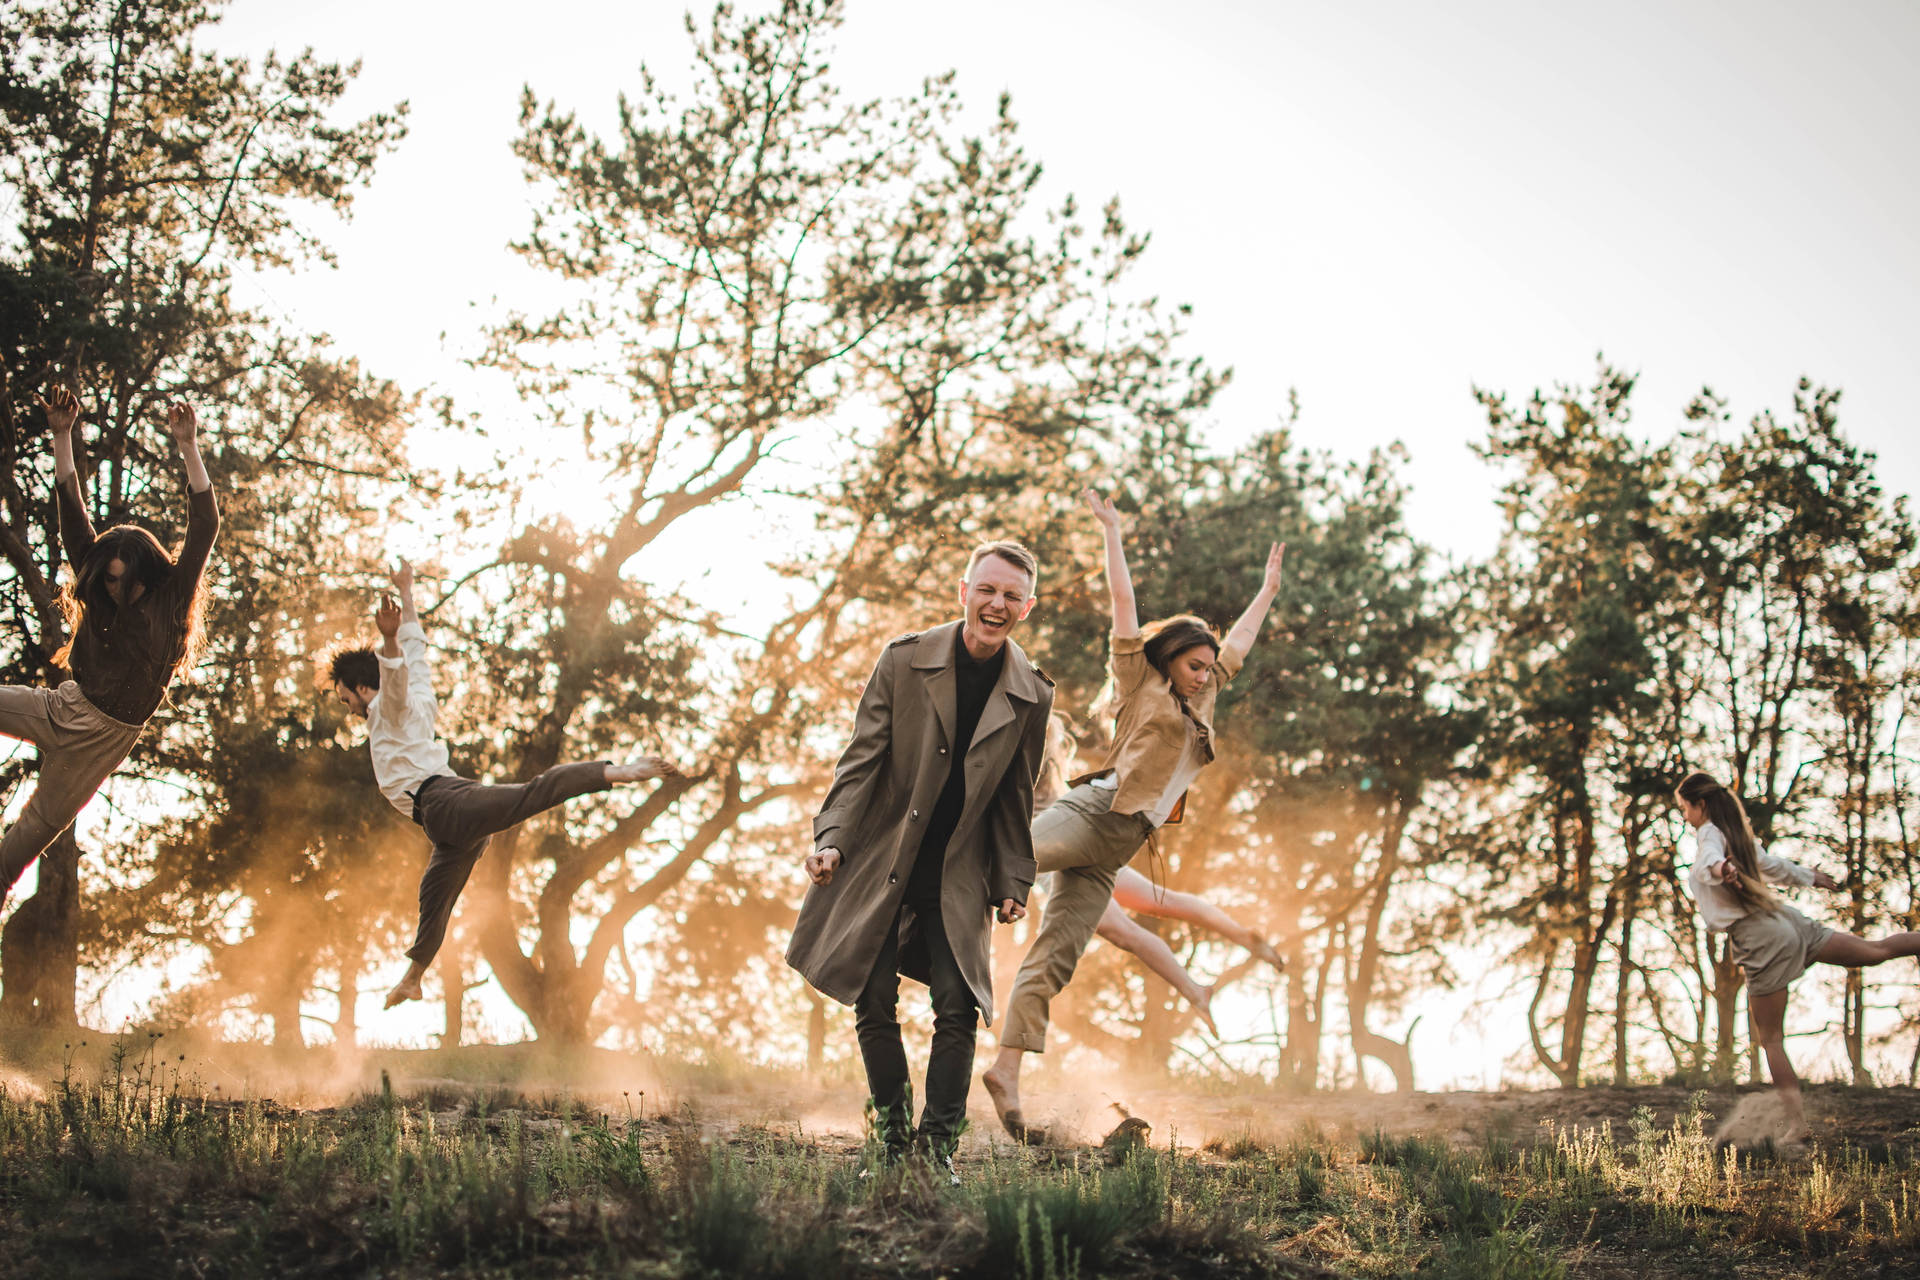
[1359, 1128, 1452, 1172]
[1202, 1130, 1267, 1161]
[977, 1152, 1164, 1277]
[1426, 1225, 1569, 1280]
[1293, 1148, 1326, 1205]
[670, 1142, 765, 1274]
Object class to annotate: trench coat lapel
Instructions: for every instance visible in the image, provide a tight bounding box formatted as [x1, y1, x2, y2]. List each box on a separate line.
[966, 663, 1020, 766]
[910, 623, 958, 752]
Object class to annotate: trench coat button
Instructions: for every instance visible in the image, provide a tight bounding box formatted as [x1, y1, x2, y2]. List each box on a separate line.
[939, 747, 947, 755]
[888, 873, 898, 884]
[911, 809, 920, 820]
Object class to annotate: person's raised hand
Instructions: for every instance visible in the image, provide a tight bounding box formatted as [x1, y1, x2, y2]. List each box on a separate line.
[389, 558, 414, 598]
[1813, 869, 1842, 890]
[1083, 487, 1121, 530]
[805, 847, 842, 886]
[375, 592, 402, 639]
[36, 387, 81, 436]
[1262, 541, 1287, 595]
[996, 898, 1026, 923]
[165, 400, 199, 447]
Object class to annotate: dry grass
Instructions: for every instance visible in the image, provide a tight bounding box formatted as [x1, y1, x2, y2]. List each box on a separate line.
[2, 1034, 1917, 1277]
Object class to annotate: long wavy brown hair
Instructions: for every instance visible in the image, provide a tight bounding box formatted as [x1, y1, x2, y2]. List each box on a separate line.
[1675, 770, 1783, 915]
[53, 523, 209, 680]
[1139, 615, 1220, 686]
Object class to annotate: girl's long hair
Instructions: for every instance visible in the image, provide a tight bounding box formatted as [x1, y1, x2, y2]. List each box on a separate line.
[53, 523, 209, 680]
[1034, 711, 1076, 816]
[1675, 770, 1783, 914]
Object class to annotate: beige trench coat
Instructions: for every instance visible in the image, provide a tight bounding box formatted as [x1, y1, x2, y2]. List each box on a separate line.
[785, 621, 1053, 1021]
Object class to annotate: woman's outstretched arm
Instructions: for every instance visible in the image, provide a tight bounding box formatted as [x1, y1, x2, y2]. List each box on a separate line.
[168, 400, 213, 495]
[38, 387, 96, 565]
[1085, 487, 1140, 639]
[165, 401, 219, 596]
[1221, 541, 1285, 665]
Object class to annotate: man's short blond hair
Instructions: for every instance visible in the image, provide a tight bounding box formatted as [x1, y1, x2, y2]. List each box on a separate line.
[966, 540, 1039, 589]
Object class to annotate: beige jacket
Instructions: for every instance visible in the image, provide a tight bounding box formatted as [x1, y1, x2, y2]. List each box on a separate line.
[1078, 632, 1242, 820]
[785, 622, 1054, 1018]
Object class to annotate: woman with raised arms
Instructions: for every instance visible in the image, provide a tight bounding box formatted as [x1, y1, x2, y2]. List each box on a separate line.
[983, 487, 1285, 1141]
[2, 388, 219, 909]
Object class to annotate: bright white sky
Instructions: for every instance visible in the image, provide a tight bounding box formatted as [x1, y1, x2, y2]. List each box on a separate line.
[69, 0, 1916, 1082]
[213, 0, 1920, 568]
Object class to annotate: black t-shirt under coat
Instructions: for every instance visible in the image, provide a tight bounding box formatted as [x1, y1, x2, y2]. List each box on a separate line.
[906, 626, 1005, 905]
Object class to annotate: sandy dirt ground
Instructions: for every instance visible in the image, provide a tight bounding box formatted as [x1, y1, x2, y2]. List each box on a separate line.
[8, 1026, 1914, 1164]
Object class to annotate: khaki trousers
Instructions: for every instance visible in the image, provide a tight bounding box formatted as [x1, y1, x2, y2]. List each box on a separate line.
[0, 682, 144, 897]
[998, 782, 1151, 1052]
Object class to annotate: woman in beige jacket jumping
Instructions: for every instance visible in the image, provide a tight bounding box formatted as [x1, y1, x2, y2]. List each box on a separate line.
[984, 488, 1285, 1142]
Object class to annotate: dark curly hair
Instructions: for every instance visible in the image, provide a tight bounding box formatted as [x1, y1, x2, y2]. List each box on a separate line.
[323, 646, 381, 693]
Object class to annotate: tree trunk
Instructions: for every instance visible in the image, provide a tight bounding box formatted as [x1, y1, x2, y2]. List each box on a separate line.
[524, 967, 597, 1048]
[264, 978, 305, 1050]
[333, 934, 365, 1052]
[1612, 848, 1643, 1086]
[1529, 922, 1613, 1089]
[1347, 801, 1414, 1092]
[0, 828, 80, 1027]
[1844, 970, 1871, 1085]
[441, 938, 469, 1048]
[1280, 948, 1333, 1091]
[1528, 786, 1615, 1089]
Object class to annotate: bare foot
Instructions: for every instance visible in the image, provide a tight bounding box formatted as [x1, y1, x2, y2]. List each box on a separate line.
[981, 1064, 1020, 1119]
[1190, 983, 1219, 1038]
[982, 1067, 1049, 1145]
[384, 973, 424, 1008]
[606, 757, 683, 784]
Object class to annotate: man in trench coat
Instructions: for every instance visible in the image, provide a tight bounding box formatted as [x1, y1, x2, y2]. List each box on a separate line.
[786, 541, 1053, 1166]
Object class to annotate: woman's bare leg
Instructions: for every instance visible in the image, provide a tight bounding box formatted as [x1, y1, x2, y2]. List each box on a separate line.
[1748, 988, 1807, 1143]
[1111, 867, 1252, 941]
[1814, 930, 1920, 967]
[1094, 899, 1217, 1035]
[1110, 866, 1284, 969]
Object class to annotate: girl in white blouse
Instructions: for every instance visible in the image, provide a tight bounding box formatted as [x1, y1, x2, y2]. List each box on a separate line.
[1675, 770, 1919, 1142]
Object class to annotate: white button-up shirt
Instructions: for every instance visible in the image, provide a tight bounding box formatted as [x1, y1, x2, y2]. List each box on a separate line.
[367, 620, 452, 817]
[1686, 821, 1815, 931]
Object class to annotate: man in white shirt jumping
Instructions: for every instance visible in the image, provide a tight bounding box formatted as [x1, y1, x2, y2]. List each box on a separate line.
[326, 560, 681, 1010]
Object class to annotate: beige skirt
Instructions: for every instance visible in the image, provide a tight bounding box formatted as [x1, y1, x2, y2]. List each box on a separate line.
[1729, 904, 1833, 996]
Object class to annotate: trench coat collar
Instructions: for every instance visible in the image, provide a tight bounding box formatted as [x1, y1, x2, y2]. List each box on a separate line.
[909, 620, 1047, 755]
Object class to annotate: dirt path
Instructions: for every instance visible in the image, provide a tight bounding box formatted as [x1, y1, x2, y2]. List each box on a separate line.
[7, 1026, 1916, 1159]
